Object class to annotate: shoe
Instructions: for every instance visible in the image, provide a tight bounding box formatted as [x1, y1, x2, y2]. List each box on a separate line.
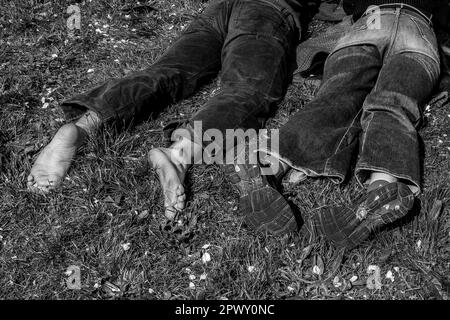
[223, 154, 300, 236]
[312, 181, 414, 249]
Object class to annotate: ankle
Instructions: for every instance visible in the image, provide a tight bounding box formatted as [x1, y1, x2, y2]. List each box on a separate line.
[366, 172, 398, 193]
[168, 137, 200, 168]
[257, 151, 287, 178]
[75, 111, 101, 135]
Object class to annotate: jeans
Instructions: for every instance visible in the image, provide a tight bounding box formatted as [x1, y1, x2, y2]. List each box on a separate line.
[60, 0, 299, 135]
[268, 6, 441, 194]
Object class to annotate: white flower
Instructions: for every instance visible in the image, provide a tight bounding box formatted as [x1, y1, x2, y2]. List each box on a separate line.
[333, 276, 342, 288]
[87, 68, 95, 73]
[350, 276, 358, 283]
[189, 274, 196, 281]
[201, 252, 211, 264]
[202, 244, 210, 250]
[121, 243, 131, 251]
[200, 273, 207, 280]
[148, 288, 154, 294]
[386, 270, 395, 282]
[393, 267, 400, 273]
[247, 266, 256, 273]
[312, 265, 322, 275]
[51, 53, 58, 58]
[189, 282, 195, 289]
[64, 269, 73, 276]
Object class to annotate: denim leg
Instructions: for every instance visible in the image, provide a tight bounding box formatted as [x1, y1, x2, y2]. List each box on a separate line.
[60, 0, 228, 125]
[190, 0, 298, 134]
[272, 45, 382, 182]
[356, 52, 439, 194]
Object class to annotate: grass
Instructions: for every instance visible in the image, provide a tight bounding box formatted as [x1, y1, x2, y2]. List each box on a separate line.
[0, 0, 449, 300]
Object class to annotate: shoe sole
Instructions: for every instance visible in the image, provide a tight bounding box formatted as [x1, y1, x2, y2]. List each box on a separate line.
[313, 182, 414, 248]
[224, 162, 298, 235]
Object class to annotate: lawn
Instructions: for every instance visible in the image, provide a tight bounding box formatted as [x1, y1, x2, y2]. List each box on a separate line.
[0, 0, 449, 300]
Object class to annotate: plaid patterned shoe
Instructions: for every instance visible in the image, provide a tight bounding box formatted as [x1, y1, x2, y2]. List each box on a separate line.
[312, 181, 415, 249]
[223, 158, 300, 236]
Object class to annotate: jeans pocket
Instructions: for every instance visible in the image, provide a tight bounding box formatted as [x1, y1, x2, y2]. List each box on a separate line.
[408, 16, 439, 58]
[184, 0, 230, 33]
[353, 16, 369, 31]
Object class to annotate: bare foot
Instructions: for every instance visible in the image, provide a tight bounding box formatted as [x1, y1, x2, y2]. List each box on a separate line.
[149, 148, 188, 220]
[27, 123, 86, 192]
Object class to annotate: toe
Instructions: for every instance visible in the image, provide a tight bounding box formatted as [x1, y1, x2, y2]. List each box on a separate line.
[27, 179, 35, 188]
[46, 174, 62, 188]
[28, 183, 50, 194]
[176, 197, 185, 210]
[165, 207, 178, 220]
[35, 176, 51, 188]
[176, 185, 184, 196]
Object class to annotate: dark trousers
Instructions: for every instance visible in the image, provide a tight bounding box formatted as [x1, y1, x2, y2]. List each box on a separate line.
[61, 0, 300, 134]
[271, 7, 441, 194]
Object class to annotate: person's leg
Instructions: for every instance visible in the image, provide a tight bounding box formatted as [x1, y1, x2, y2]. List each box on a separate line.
[62, 2, 227, 127]
[146, 0, 231, 217]
[314, 11, 442, 249]
[152, 0, 302, 229]
[314, 54, 440, 249]
[190, 0, 298, 134]
[198, 0, 301, 234]
[356, 52, 440, 194]
[356, 10, 441, 193]
[29, 0, 227, 193]
[259, 44, 383, 183]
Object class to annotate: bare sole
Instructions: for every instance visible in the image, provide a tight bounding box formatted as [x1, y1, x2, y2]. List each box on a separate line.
[149, 148, 187, 219]
[27, 123, 83, 192]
